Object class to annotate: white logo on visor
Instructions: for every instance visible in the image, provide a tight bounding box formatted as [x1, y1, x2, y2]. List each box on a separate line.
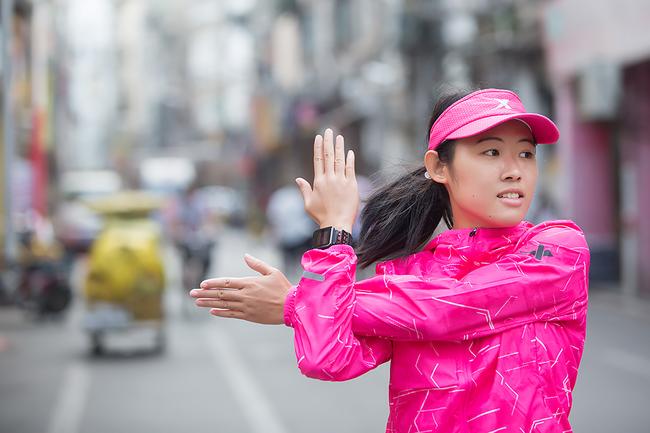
[491, 98, 512, 110]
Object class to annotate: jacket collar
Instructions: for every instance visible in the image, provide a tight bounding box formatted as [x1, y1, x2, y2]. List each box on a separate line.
[424, 220, 533, 252]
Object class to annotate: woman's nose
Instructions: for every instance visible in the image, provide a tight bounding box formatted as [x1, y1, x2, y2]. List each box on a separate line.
[501, 158, 523, 181]
[503, 170, 522, 181]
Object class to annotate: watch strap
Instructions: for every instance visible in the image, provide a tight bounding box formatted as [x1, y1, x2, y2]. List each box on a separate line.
[312, 226, 353, 249]
[335, 228, 353, 246]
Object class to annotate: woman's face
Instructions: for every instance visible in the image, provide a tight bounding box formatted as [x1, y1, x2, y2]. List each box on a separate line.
[425, 120, 538, 229]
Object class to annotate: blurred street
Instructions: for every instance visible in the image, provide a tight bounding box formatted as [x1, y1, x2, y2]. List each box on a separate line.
[1, 226, 649, 433]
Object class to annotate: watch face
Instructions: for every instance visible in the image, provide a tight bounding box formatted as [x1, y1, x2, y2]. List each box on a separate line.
[312, 227, 335, 247]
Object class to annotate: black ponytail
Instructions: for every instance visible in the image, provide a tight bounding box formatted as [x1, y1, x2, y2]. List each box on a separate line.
[355, 89, 475, 268]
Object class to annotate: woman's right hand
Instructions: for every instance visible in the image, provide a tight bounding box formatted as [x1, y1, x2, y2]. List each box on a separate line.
[295, 128, 359, 233]
[191, 254, 291, 325]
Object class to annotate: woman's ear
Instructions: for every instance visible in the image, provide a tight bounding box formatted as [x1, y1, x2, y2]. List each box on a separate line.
[424, 150, 449, 184]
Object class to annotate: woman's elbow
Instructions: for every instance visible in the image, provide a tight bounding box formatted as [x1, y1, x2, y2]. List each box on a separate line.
[295, 352, 360, 382]
[296, 353, 340, 381]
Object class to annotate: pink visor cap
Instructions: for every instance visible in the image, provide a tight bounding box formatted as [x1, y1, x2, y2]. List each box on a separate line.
[428, 88, 560, 150]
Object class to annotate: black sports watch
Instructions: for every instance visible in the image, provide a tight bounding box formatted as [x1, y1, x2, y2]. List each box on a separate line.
[312, 226, 353, 249]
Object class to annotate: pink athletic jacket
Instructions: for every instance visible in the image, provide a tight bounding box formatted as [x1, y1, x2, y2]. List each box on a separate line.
[284, 220, 590, 432]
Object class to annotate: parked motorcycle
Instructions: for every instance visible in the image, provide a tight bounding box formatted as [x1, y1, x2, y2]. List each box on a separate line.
[14, 229, 72, 319]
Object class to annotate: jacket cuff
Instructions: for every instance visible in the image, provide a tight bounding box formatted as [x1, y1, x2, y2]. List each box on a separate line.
[285, 244, 355, 327]
[283, 286, 297, 327]
[302, 244, 356, 264]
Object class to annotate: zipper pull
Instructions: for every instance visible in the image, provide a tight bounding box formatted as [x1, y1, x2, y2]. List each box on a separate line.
[469, 227, 478, 237]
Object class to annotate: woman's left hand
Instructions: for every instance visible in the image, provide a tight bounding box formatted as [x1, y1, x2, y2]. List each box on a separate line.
[295, 128, 359, 232]
[190, 254, 292, 324]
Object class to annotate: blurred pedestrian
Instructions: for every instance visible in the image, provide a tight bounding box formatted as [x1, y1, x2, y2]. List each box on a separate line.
[192, 88, 590, 433]
[266, 182, 317, 279]
[168, 183, 218, 290]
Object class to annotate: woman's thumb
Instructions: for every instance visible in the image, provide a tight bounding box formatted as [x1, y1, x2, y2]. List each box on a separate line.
[244, 254, 274, 276]
[294, 178, 311, 202]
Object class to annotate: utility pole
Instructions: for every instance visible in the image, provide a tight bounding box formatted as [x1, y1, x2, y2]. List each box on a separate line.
[2, 0, 16, 265]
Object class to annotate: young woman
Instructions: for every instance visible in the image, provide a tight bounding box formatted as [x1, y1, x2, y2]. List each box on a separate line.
[190, 88, 590, 433]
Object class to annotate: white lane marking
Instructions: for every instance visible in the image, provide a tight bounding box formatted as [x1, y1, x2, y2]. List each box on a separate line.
[203, 325, 289, 433]
[602, 348, 650, 381]
[46, 361, 90, 433]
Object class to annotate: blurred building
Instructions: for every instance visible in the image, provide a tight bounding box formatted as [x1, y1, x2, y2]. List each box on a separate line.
[55, 0, 119, 171]
[543, 0, 650, 297]
[183, 0, 258, 186]
[1, 0, 57, 261]
[114, 0, 167, 171]
[56, 0, 188, 186]
[248, 0, 408, 217]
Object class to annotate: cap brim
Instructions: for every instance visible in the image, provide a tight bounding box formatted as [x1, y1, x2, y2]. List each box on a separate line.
[446, 113, 560, 144]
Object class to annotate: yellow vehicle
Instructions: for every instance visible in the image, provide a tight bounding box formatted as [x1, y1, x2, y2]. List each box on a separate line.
[82, 191, 166, 355]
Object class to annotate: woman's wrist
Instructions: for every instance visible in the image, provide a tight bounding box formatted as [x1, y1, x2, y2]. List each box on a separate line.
[319, 222, 354, 234]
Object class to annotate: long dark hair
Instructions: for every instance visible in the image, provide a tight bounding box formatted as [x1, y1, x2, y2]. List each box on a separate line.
[355, 89, 474, 268]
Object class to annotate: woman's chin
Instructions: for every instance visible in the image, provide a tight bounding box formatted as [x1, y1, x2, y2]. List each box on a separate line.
[483, 210, 528, 228]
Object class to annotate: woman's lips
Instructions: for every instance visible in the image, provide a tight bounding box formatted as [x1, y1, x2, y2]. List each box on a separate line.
[497, 195, 524, 207]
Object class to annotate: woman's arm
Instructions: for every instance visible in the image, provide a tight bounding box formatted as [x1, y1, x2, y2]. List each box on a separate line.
[194, 222, 588, 348]
[285, 245, 393, 380]
[191, 249, 392, 381]
[302, 222, 589, 342]
[193, 129, 393, 381]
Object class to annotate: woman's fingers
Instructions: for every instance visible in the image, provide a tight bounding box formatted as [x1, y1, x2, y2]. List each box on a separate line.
[323, 128, 335, 176]
[199, 277, 247, 290]
[210, 308, 245, 319]
[314, 128, 348, 177]
[190, 288, 242, 301]
[295, 177, 312, 205]
[195, 298, 244, 311]
[313, 134, 324, 176]
[345, 149, 356, 181]
[244, 254, 274, 276]
[334, 134, 345, 175]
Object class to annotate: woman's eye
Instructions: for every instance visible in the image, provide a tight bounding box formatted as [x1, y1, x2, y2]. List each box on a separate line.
[520, 151, 535, 159]
[484, 149, 499, 156]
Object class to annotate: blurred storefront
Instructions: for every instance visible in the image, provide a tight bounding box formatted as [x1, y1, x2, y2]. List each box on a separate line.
[1, 0, 56, 264]
[543, 0, 650, 296]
